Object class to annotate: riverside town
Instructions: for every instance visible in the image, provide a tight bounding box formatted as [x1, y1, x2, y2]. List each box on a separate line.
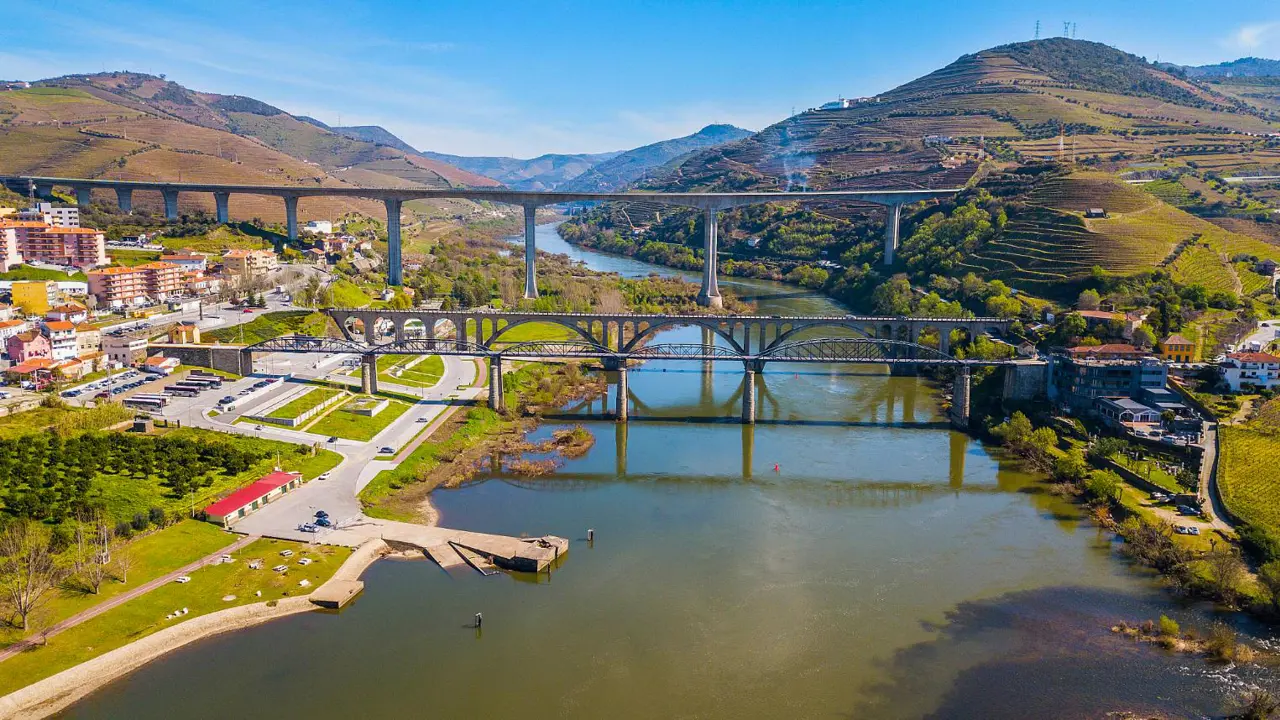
[7, 2, 1280, 718]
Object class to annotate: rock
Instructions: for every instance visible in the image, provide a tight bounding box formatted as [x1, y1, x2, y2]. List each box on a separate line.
[222, 595, 237, 602]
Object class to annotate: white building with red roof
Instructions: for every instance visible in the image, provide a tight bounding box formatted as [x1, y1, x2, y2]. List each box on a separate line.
[203, 470, 304, 527]
[1221, 351, 1280, 391]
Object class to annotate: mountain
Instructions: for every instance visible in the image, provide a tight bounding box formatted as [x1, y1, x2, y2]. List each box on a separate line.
[1174, 57, 1280, 78]
[0, 71, 499, 222]
[558, 124, 752, 192]
[420, 150, 622, 191]
[331, 125, 421, 155]
[566, 37, 1280, 307]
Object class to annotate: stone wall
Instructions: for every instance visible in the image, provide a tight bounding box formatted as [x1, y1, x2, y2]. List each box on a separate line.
[147, 344, 253, 376]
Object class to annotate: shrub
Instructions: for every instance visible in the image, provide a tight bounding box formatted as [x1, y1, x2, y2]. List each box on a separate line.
[1158, 614, 1180, 637]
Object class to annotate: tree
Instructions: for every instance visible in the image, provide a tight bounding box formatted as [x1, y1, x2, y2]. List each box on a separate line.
[1077, 289, 1102, 311]
[112, 537, 133, 584]
[1132, 326, 1156, 350]
[1258, 560, 1280, 612]
[72, 512, 114, 595]
[0, 520, 64, 631]
[1205, 544, 1247, 605]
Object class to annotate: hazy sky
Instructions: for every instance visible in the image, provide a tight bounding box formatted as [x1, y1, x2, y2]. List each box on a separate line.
[3, 0, 1279, 157]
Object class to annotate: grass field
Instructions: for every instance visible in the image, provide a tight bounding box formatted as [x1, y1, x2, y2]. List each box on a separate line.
[265, 387, 344, 420]
[0, 266, 87, 282]
[465, 319, 580, 345]
[356, 354, 445, 389]
[0, 536, 351, 697]
[1218, 398, 1280, 541]
[158, 226, 271, 254]
[303, 396, 412, 441]
[0, 403, 133, 440]
[107, 248, 162, 267]
[204, 310, 329, 345]
[328, 279, 373, 308]
[0, 521, 234, 648]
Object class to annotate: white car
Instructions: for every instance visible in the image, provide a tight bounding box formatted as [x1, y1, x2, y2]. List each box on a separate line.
[279, 549, 294, 557]
[272, 564, 289, 573]
[297, 557, 313, 566]
[174, 575, 192, 584]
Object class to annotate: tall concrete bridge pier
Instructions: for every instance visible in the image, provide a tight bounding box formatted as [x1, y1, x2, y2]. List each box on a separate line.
[3, 176, 958, 309]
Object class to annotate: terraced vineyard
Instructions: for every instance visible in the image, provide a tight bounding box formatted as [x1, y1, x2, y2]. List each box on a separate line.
[1168, 244, 1236, 293]
[1219, 398, 1280, 540]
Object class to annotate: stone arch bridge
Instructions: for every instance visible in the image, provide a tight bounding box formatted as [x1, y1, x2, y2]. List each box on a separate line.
[244, 309, 1014, 427]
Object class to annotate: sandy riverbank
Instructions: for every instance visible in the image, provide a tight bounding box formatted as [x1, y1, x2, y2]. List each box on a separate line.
[0, 538, 390, 720]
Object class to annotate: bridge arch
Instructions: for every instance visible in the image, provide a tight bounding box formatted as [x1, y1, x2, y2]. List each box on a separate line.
[621, 317, 745, 354]
[759, 337, 960, 365]
[483, 317, 603, 349]
[765, 320, 877, 352]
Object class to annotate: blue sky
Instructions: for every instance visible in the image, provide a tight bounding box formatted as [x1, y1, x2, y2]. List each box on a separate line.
[3, 0, 1280, 157]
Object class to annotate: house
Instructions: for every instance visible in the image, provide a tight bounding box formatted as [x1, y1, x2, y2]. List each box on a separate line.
[183, 271, 222, 296]
[17, 202, 79, 228]
[46, 303, 88, 324]
[1085, 208, 1107, 218]
[6, 330, 51, 363]
[1066, 343, 1148, 361]
[1158, 334, 1194, 363]
[304, 248, 327, 264]
[1097, 397, 1163, 426]
[168, 322, 200, 344]
[0, 318, 28, 343]
[41, 320, 77, 361]
[202, 470, 304, 527]
[75, 324, 102, 357]
[0, 304, 14, 322]
[142, 355, 180, 375]
[1075, 310, 1123, 333]
[160, 252, 209, 272]
[5, 358, 54, 388]
[221, 249, 278, 277]
[304, 220, 333, 235]
[104, 335, 147, 367]
[1220, 352, 1280, 391]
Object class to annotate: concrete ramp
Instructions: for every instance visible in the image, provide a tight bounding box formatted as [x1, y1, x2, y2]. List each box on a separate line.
[451, 544, 500, 576]
[424, 543, 467, 571]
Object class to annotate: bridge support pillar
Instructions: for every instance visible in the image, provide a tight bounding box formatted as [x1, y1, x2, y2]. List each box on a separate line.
[882, 202, 902, 266]
[697, 207, 722, 308]
[950, 367, 970, 430]
[361, 353, 378, 395]
[742, 368, 756, 424]
[523, 203, 539, 300]
[284, 196, 298, 241]
[488, 357, 505, 413]
[615, 421, 628, 477]
[34, 182, 54, 199]
[162, 189, 179, 221]
[386, 198, 403, 286]
[215, 192, 229, 224]
[889, 363, 917, 377]
[74, 187, 91, 209]
[115, 188, 132, 214]
[742, 424, 754, 479]
[614, 366, 628, 423]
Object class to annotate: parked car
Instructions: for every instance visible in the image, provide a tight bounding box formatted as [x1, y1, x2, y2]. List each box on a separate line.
[297, 523, 317, 533]
[314, 516, 332, 528]
[174, 575, 191, 584]
[297, 557, 313, 566]
[218, 396, 235, 405]
[279, 549, 294, 557]
[1177, 505, 1199, 516]
[379, 446, 395, 454]
[272, 564, 288, 573]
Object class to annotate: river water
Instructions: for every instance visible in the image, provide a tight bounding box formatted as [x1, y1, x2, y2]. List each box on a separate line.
[63, 223, 1280, 719]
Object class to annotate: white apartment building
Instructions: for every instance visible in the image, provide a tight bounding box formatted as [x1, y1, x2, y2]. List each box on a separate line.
[1220, 352, 1280, 391]
[18, 203, 79, 228]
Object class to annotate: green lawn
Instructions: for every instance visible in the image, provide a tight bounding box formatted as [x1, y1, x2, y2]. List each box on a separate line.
[159, 226, 270, 254]
[265, 388, 344, 420]
[1111, 453, 1184, 494]
[0, 403, 134, 440]
[328, 279, 373, 308]
[466, 319, 579, 345]
[204, 310, 329, 345]
[172, 365, 241, 380]
[0, 266, 86, 281]
[107, 249, 162, 267]
[0, 537, 351, 697]
[0, 521, 235, 649]
[303, 396, 412, 441]
[354, 354, 445, 389]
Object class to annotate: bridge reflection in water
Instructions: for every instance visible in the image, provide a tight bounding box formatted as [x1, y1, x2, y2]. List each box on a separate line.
[550, 363, 969, 487]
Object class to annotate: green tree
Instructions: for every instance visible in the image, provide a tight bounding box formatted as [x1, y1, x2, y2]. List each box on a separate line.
[1077, 289, 1102, 310]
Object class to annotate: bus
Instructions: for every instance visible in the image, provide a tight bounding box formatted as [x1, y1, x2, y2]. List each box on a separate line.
[187, 371, 224, 386]
[163, 385, 202, 397]
[130, 393, 171, 406]
[180, 376, 222, 389]
[124, 396, 168, 412]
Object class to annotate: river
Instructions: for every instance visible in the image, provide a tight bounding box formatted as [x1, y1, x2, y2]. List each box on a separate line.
[63, 222, 1280, 719]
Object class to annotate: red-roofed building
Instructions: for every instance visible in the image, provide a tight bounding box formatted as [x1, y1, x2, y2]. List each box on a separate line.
[203, 471, 304, 527]
[1221, 352, 1280, 391]
[6, 330, 50, 363]
[1066, 343, 1148, 360]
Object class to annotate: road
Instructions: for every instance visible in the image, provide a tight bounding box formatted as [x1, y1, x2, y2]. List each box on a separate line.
[0, 534, 258, 663]
[1199, 421, 1236, 535]
[1237, 320, 1279, 354]
[187, 353, 483, 541]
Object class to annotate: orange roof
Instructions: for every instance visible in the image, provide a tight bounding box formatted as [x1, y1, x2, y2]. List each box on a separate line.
[11, 330, 42, 342]
[1162, 334, 1192, 346]
[8, 358, 53, 374]
[74, 323, 98, 332]
[0, 221, 48, 229]
[135, 261, 180, 271]
[32, 227, 103, 235]
[49, 303, 85, 313]
[1076, 310, 1121, 321]
[43, 320, 74, 332]
[0, 319, 26, 329]
[88, 266, 143, 276]
[1228, 352, 1280, 364]
[162, 254, 207, 261]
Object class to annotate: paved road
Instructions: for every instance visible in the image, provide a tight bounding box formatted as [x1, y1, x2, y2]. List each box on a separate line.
[216, 354, 482, 541]
[0, 534, 258, 663]
[1237, 320, 1279, 354]
[1199, 421, 1236, 535]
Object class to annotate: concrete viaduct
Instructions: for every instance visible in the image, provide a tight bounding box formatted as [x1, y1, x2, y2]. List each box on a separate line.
[2, 175, 958, 309]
